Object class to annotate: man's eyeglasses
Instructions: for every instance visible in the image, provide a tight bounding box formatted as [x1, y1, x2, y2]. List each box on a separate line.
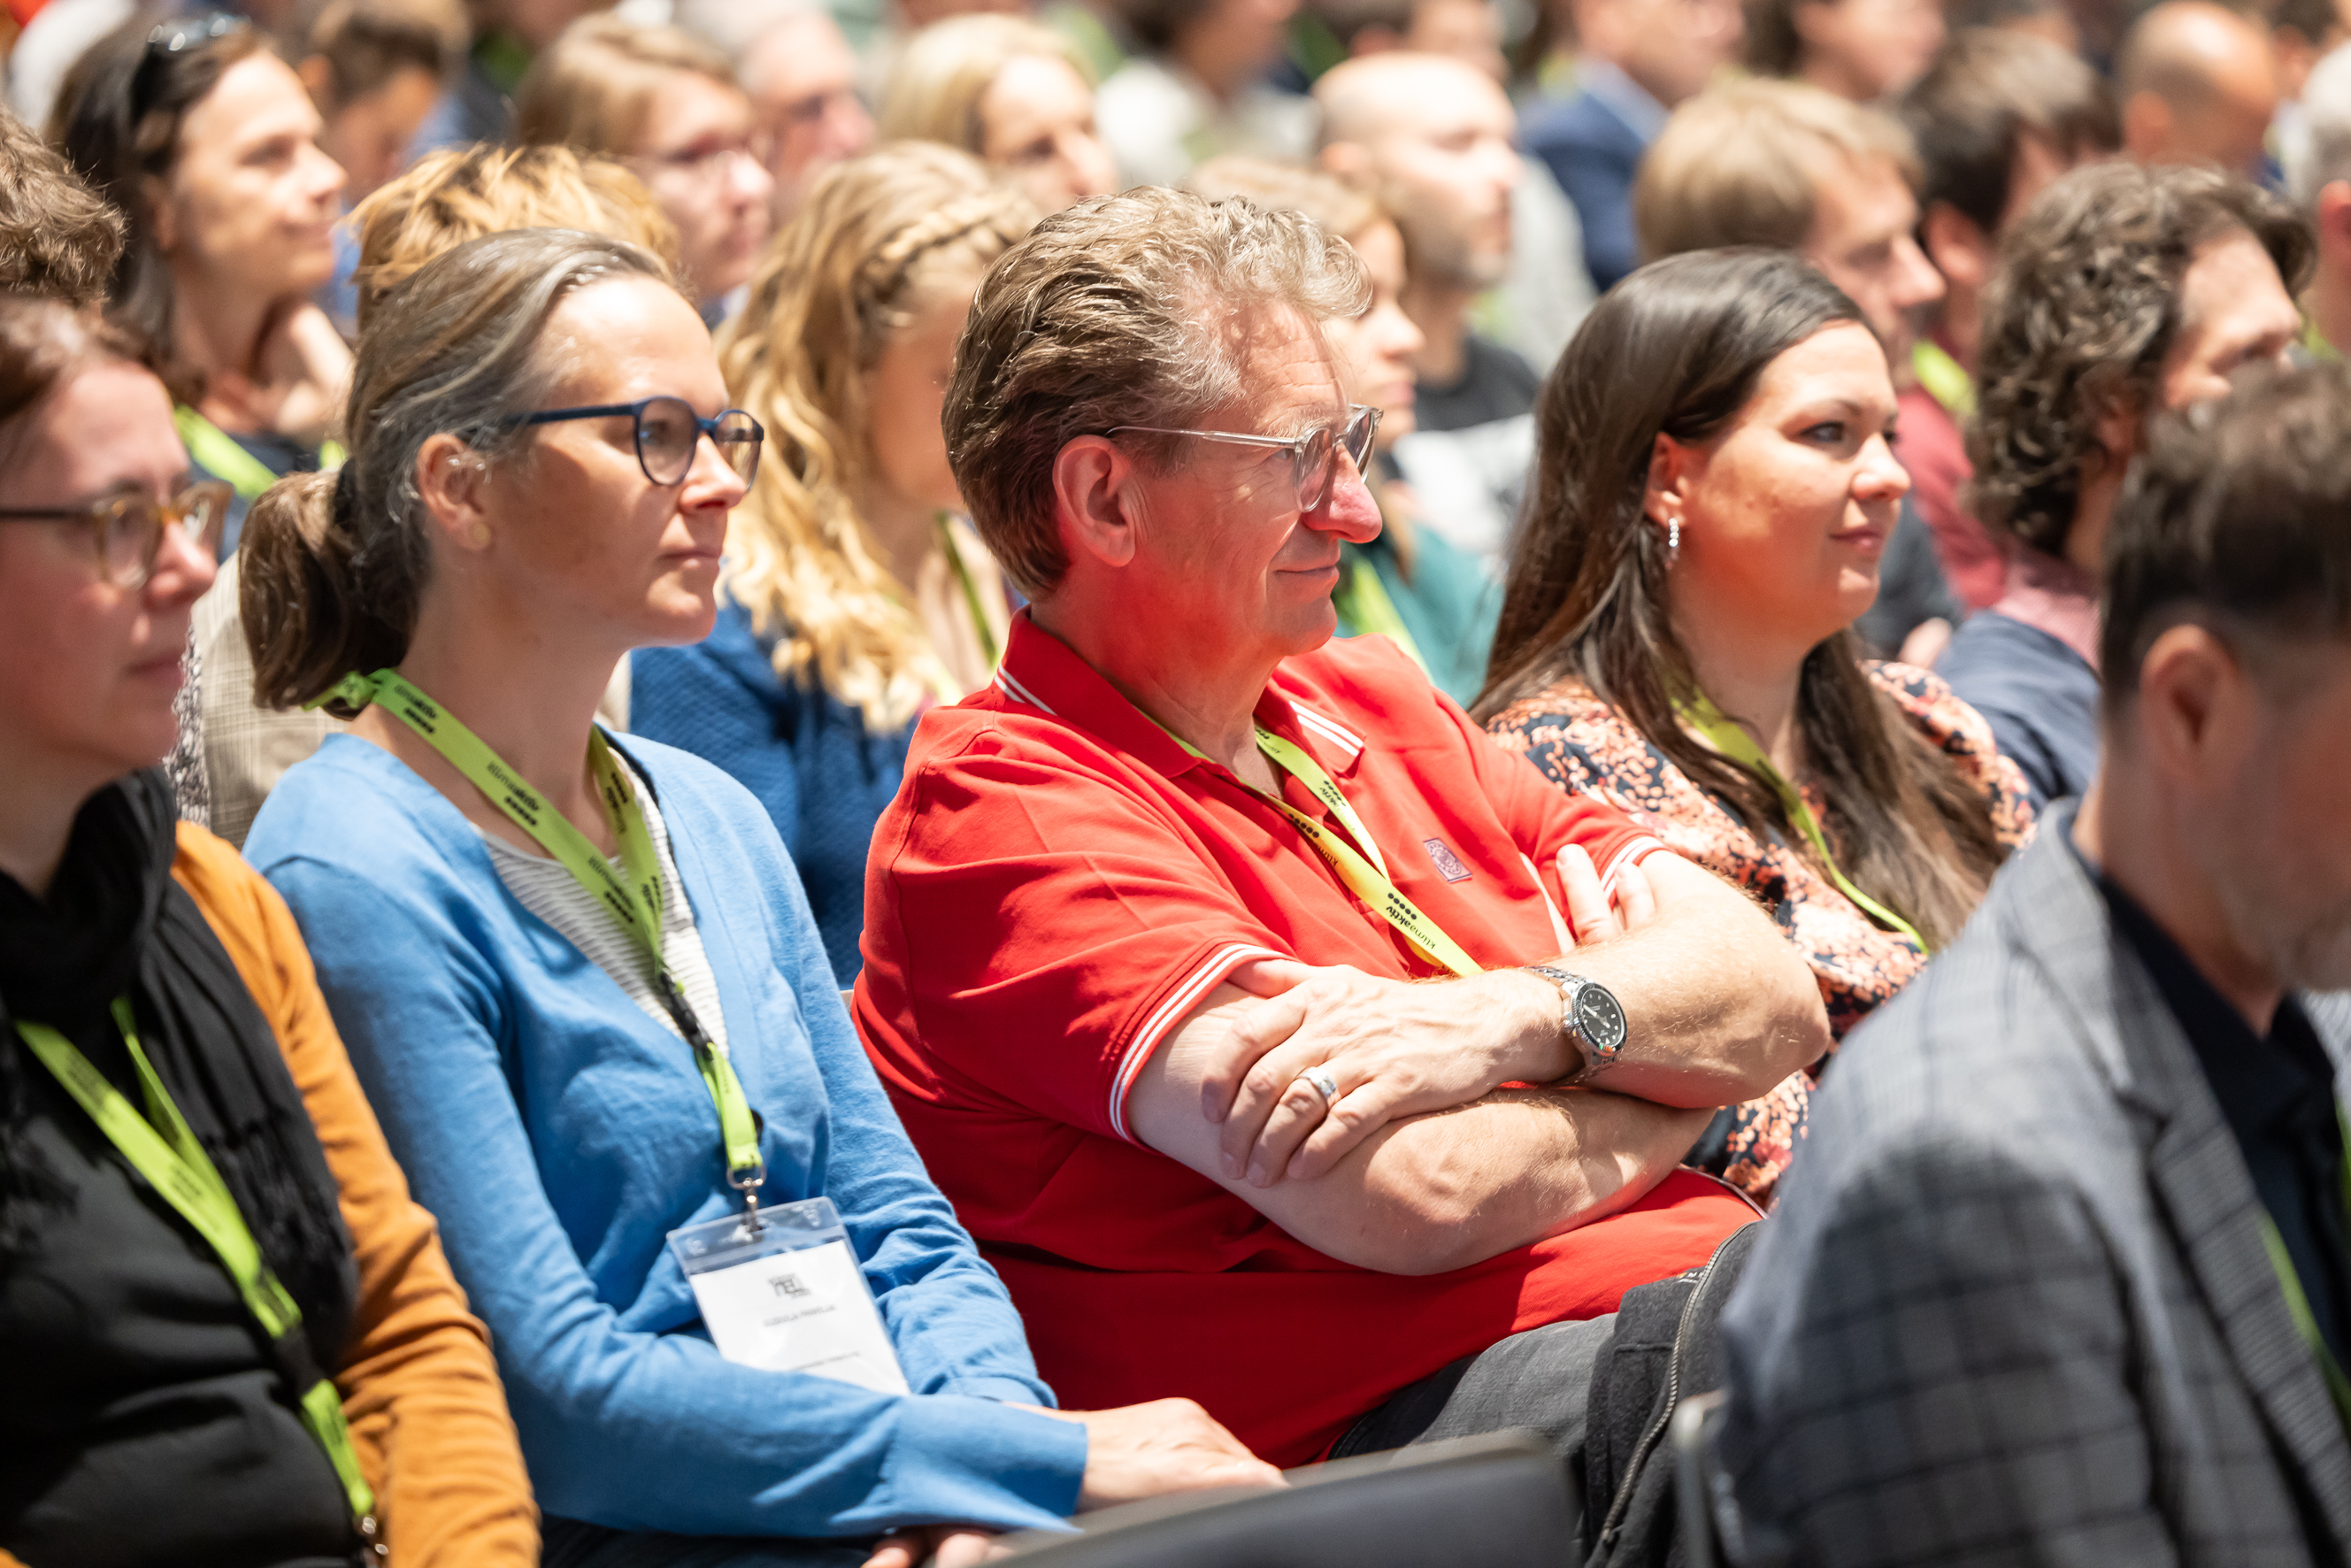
[507, 396, 764, 487]
[1108, 404, 1381, 514]
[0, 480, 232, 588]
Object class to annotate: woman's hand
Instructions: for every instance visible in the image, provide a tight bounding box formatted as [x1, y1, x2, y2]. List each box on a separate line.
[1017, 1398, 1283, 1509]
[861, 1526, 1002, 1568]
[1199, 847, 1662, 1187]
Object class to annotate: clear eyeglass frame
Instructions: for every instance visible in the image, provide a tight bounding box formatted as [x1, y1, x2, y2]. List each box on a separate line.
[1108, 404, 1382, 513]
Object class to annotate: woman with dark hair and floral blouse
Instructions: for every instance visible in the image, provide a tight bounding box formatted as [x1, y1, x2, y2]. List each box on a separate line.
[1475, 248, 2032, 1203]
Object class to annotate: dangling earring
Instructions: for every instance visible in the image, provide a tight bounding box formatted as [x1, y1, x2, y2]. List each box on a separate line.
[1667, 514, 1680, 561]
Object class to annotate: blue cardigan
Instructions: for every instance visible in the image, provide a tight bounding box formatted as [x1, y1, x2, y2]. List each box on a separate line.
[631, 602, 913, 985]
[244, 734, 1087, 1538]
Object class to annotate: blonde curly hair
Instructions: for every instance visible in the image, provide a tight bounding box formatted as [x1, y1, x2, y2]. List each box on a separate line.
[718, 142, 1035, 731]
[348, 143, 682, 334]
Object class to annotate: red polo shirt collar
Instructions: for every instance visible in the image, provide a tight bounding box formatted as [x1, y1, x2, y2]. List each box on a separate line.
[990, 609, 1368, 816]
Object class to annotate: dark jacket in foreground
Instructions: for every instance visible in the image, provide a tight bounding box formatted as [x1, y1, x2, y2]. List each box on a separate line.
[1715, 802, 2351, 1567]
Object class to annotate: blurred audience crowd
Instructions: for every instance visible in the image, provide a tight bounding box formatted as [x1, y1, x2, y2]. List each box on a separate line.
[8, 0, 2351, 1559]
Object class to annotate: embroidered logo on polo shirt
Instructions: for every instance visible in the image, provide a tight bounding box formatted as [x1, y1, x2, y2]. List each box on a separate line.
[1423, 839, 1471, 882]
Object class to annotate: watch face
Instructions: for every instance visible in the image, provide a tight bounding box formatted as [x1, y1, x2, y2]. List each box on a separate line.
[1576, 984, 1628, 1054]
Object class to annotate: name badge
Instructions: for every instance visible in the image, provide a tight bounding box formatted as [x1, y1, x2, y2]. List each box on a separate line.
[667, 1195, 910, 1395]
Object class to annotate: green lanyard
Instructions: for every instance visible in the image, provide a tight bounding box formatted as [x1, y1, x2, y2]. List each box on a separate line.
[1156, 718, 1481, 979]
[1909, 340, 1976, 422]
[13, 1000, 383, 1556]
[936, 512, 1001, 672]
[323, 668, 768, 1217]
[2256, 1107, 2351, 1433]
[1331, 555, 1430, 678]
[1677, 692, 1929, 954]
[174, 407, 346, 502]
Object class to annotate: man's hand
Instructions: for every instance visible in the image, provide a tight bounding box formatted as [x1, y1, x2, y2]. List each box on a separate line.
[1017, 1398, 1285, 1509]
[1201, 849, 1660, 1186]
[861, 1526, 1000, 1568]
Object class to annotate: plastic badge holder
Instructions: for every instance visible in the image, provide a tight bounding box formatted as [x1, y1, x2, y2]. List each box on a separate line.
[667, 1195, 910, 1395]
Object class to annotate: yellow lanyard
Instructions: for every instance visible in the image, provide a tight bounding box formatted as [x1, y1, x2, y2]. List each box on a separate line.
[1157, 719, 1481, 979]
[935, 513, 1001, 672]
[321, 668, 768, 1211]
[13, 1001, 382, 1554]
[2256, 1105, 2351, 1433]
[1909, 340, 1976, 422]
[1331, 554, 1430, 677]
[1676, 692, 1929, 954]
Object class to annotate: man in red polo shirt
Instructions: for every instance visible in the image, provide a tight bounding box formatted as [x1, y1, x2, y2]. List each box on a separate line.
[854, 188, 1831, 1468]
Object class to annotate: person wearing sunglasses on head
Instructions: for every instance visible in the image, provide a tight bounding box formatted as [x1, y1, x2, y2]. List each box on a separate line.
[236, 227, 1275, 1568]
[55, 10, 351, 558]
[851, 188, 1832, 1473]
[0, 296, 536, 1566]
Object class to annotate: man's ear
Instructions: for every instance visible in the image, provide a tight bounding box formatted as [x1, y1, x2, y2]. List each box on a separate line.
[294, 52, 336, 107]
[2132, 621, 2253, 796]
[2121, 90, 2171, 161]
[414, 432, 496, 555]
[2317, 181, 2351, 258]
[1920, 200, 1992, 294]
[1318, 139, 1374, 190]
[1050, 434, 1142, 571]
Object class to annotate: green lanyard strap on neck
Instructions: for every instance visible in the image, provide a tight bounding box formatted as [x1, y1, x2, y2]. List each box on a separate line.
[936, 512, 1001, 673]
[1676, 691, 1929, 955]
[1156, 716, 1482, 979]
[173, 407, 345, 502]
[327, 668, 767, 1212]
[13, 1001, 383, 1556]
[1331, 555, 1430, 678]
[2255, 1106, 2351, 1433]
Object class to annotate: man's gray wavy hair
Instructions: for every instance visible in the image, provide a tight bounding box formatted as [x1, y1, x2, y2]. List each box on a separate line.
[944, 186, 1371, 599]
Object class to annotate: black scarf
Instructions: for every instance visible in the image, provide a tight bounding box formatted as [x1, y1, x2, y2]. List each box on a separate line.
[0, 771, 357, 1372]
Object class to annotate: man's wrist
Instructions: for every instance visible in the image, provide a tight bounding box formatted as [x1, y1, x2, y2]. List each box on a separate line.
[1493, 968, 1585, 1084]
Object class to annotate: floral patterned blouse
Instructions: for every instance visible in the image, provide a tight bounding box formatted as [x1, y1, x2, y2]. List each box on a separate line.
[1486, 662, 2035, 1204]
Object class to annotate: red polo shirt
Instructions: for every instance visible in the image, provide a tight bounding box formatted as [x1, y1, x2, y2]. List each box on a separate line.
[854, 612, 1756, 1464]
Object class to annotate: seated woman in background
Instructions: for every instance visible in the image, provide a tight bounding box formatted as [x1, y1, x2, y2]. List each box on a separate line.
[515, 13, 774, 323]
[1185, 157, 1501, 707]
[630, 143, 1033, 983]
[56, 11, 350, 554]
[239, 227, 1272, 1568]
[0, 296, 534, 1564]
[877, 15, 1117, 216]
[192, 142, 680, 849]
[1476, 248, 2032, 1203]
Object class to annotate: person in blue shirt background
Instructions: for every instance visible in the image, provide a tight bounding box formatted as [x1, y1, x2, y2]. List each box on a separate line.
[239, 227, 1273, 1568]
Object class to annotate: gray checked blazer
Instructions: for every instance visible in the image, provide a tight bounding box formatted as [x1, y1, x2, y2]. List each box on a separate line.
[1712, 802, 2351, 1567]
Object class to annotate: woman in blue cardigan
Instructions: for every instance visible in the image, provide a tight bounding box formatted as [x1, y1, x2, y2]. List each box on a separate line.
[238, 228, 1273, 1568]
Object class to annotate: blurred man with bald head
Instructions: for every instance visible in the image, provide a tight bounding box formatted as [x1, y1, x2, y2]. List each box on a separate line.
[1318, 51, 1535, 565]
[2119, 0, 2281, 177]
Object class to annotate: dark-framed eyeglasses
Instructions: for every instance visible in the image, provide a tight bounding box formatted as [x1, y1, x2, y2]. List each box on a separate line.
[130, 12, 250, 119]
[1107, 404, 1381, 514]
[505, 396, 764, 487]
[0, 480, 232, 588]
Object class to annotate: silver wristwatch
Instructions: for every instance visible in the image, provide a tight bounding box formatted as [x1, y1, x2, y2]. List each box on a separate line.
[1523, 965, 1629, 1085]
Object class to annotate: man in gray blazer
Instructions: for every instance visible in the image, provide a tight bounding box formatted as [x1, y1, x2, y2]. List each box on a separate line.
[1713, 363, 2351, 1566]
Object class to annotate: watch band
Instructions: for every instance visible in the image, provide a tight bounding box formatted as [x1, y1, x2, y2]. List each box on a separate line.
[1523, 964, 1623, 1086]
